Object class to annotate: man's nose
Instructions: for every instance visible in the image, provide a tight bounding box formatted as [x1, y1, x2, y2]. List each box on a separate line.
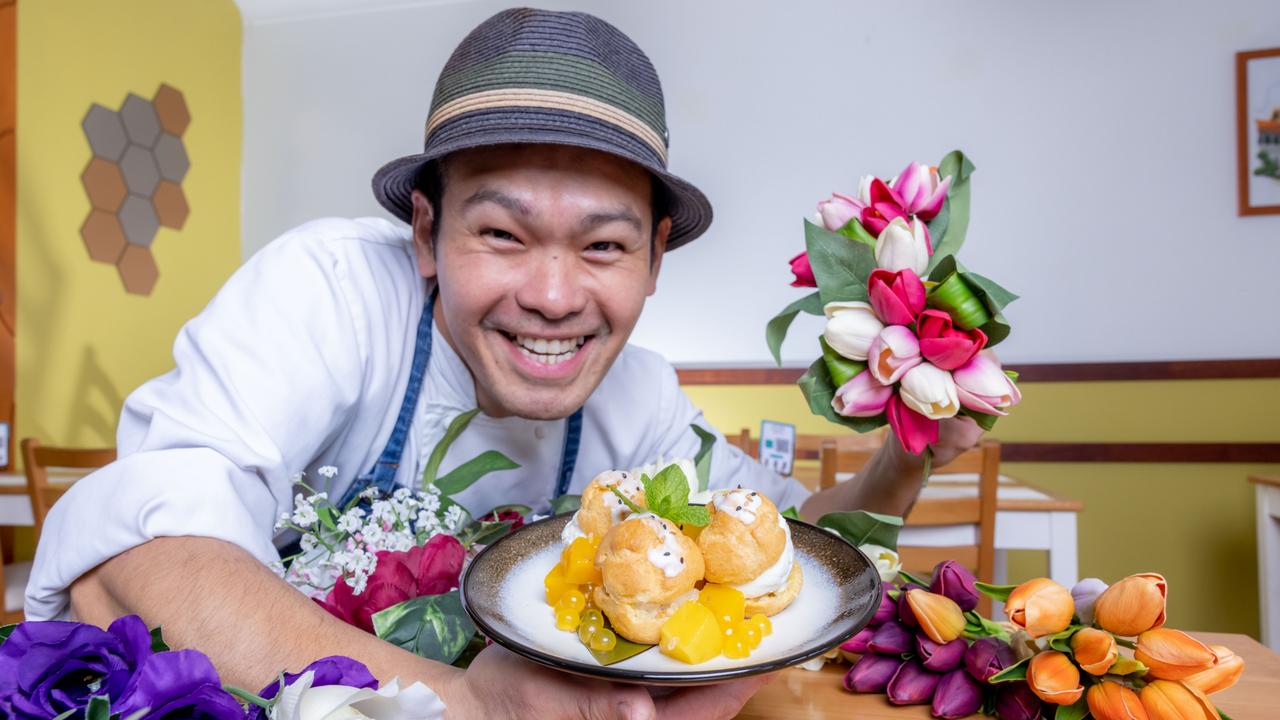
[514, 249, 588, 321]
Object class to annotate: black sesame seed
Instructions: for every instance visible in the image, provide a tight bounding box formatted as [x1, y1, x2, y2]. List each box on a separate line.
[736, 506, 742, 511]
[664, 551, 670, 556]
[680, 557, 685, 564]
[750, 492, 757, 497]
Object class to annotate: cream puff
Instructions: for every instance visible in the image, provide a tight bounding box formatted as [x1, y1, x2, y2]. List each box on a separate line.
[697, 488, 802, 616]
[561, 469, 646, 545]
[592, 513, 705, 644]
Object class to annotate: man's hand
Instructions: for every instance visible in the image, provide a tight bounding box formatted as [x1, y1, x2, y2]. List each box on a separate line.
[929, 415, 984, 468]
[446, 645, 772, 720]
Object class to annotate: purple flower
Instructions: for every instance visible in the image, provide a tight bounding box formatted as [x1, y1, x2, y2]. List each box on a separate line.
[0, 615, 153, 717]
[897, 583, 925, 628]
[872, 584, 897, 625]
[114, 650, 245, 719]
[993, 681, 1044, 720]
[916, 635, 967, 672]
[930, 560, 979, 612]
[844, 653, 902, 693]
[965, 636, 1017, 683]
[932, 668, 984, 719]
[840, 627, 874, 655]
[867, 620, 914, 655]
[249, 656, 378, 720]
[887, 659, 942, 705]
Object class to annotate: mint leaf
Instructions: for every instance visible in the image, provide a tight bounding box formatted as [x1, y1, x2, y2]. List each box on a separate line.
[643, 465, 691, 518]
[669, 504, 710, 528]
[609, 485, 646, 516]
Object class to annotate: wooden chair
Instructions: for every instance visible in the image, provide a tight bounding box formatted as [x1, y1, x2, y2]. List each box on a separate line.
[730, 427, 886, 462]
[21, 438, 115, 536]
[0, 529, 23, 624]
[819, 439, 1001, 614]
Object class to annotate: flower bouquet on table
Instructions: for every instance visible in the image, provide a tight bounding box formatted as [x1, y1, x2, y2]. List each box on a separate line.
[769, 152, 1021, 467]
[274, 408, 526, 667]
[0, 615, 442, 719]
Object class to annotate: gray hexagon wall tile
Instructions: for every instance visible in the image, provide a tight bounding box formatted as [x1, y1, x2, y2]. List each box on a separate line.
[79, 84, 192, 295]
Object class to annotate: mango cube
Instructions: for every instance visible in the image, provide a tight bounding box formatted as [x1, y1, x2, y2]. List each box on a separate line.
[562, 536, 602, 585]
[699, 584, 746, 628]
[544, 564, 574, 605]
[659, 601, 723, 665]
[681, 523, 703, 542]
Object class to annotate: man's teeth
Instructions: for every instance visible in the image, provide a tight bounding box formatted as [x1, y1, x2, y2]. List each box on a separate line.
[514, 335, 586, 365]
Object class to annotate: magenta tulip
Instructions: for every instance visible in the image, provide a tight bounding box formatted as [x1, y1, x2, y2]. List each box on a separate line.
[868, 326, 923, 385]
[844, 653, 903, 693]
[832, 370, 894, 418]
[930, 560, 980, 612]
[859, 178, 909, 236]
[897, 583, 924, 629]
[886, 394, 939, 455]
[868, 620, 914, 655]
[817, 192, 863, 231]
[932, 669, 984, 719]
[788, 252, 816, 288]
[868, 268, 926, 326]
[840, 627, 875, 655]
[917, 310, 987, 371]
[887, 660, 943, 706]
[953, 351, 1022, 416]
[873, 584, 897, 625]
[891, 161, 952, 221]
[965, 637, 1017, 683]
[994, 682, 1045, 720]
[917, 635, 968, 672]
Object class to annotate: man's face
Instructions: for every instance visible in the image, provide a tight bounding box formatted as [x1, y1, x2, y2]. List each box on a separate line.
[411, 144, 671, 420]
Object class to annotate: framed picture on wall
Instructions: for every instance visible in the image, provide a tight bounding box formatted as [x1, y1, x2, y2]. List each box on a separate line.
[1237, 47, 1280, 215]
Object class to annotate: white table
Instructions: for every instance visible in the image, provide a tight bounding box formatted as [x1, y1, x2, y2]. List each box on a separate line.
[1251, 475, 1280, 650]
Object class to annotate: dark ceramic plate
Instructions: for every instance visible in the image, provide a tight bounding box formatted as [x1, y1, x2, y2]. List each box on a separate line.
[460, 514, 881, 685]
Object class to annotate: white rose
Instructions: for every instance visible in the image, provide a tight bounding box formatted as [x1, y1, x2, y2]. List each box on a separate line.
[270, 671, 445, 720]
[859, 543, 902, 583]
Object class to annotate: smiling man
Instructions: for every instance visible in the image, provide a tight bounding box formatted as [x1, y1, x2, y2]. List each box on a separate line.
[27, 8, 978, 720]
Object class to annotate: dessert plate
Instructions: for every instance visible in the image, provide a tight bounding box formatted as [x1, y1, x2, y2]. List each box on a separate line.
[460, 513, 882, 685]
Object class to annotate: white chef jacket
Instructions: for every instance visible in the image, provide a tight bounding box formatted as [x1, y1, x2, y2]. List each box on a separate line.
[26, 217, 810, 620]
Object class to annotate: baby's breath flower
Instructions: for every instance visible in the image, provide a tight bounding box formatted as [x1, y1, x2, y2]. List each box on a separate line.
[317, 465, 338, 479]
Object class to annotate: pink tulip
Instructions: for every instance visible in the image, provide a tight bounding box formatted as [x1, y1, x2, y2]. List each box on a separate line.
[867, 269, 926, 326]
[833, 370, 894, 417]
[858, 178, 908, 237]
[789, 252, 816, 288]
[953, 351, 1022, 416]
[886, 394, 938, 455]
[916, 309, 987, 370]
[817, 192, 864, 231]
[891, 162, 952, 221]
[868, 326, 923, 385]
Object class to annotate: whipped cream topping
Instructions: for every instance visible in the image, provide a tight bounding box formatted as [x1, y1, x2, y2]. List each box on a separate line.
[713, 488, 764, 525]
[636, 513, 688, 578]
[604, 471, 645, 524]
[629, 457, 699, 496]
[560, 513, 587, 546]
[731, 513, 795, 598]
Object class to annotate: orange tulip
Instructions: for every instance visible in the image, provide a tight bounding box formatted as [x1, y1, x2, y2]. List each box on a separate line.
[905, 589, 966, 644]
[1027, 651, 1084, 705]
[1087, 681, 1150, 720]
[1184, 645, 1245, 695]
[1094, 573, 1167, 636]
[1005, 578, 1074, 638]
[1139, 680, 1217, 720]
[1135, 629, 1217, 681]
[1072, 627, 1118, 675]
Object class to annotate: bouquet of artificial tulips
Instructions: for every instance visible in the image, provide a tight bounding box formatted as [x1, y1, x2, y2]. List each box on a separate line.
[768, 153, 1021, 460]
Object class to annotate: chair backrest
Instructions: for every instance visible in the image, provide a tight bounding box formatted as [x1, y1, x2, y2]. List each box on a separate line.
[21, 438, 115, 536]
[0, 530, 21, 624]
[819, 439, 1001, 614]
[731, 428, 886, 460]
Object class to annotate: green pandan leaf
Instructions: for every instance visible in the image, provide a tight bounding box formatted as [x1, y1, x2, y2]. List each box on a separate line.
[583, 615, 654, 665]
[550, 493, 581, 515]
[766, 291, 823, 365]
[820, 336, 866, 387]
[817, 511, 903, 551]
[837, 217, 879, 248]
[1055, 695, 1090, 720]
[797, 358, 888, 434]
[805, 220, 877, 305]
[975, 582, 1019, 602]
[990, 656, 1030, 683]
[373, 591, 477, 665]
[691, 424, 715, 493]
[928, 271, 991, 330]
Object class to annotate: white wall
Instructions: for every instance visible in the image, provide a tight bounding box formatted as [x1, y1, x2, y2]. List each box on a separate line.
[241, 0, 1280, 365]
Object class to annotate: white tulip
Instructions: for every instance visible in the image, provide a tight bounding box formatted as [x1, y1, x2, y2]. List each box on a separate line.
[270, 672, 445, 720]
[874, 216, 930, 275]
[899, 363, 960, 420]
[856, 175, 875, 205]
[859, 544, 902, 583]
[822, 301, 884, 361]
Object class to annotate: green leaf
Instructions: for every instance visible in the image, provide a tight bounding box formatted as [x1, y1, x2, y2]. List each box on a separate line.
[0, 623, 15, 645]
[488, 503, 533, 517]
[817, 510, 903, 551]
[964, 270, 1019, 311]
[797, 357, 888, 433]
[780, 506, 802, 520]
[583, 615, 654, 665]
[1055, 694, 1090, 720]
[609, 484, 647, 516]
[458, 520, 513, 548]
[645, 466, 689, 516]
[805, 219, 877, 305]
[898, 569, 931, 587]
[372, 591, 477, 665]
[85, 695, 110, 720]
[989, 656, 1029, 683]
[766, 291, 823, 365]
[820, 336, 866, 388]
[1109, 656, 1149, 676]
[928, 150, 976, 271]
[975, 582, 1018, 602]
[452, 632, 489, 669]
[691, 424, 715, 493]
[316, 505, 338, 532]
[669, 504, 710, 528]
[961, 611, 1011, 640]
[1047, 625, 1082, 653]
[422, 409, 480, 490]
[1218, 710, 1235, 720]
[978, 310, 1012, 348]
[961, 407, 1000, 432]
[836, 217, 878, 248]
[550, 494, 581, 515]
[52, 711, 77, 720]
[435, 450, 520, 496]
[149, 626, 169, 653]
[926, 198, 950, 255]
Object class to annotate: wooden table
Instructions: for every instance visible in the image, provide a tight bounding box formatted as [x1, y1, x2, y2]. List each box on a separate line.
[1249, 474, 1280, 650]
[738, 632, 1279, 719]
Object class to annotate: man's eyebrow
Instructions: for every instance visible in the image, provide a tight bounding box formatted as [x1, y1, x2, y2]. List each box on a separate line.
[460, 188, 533, 217]
[579, 208, 643, 233]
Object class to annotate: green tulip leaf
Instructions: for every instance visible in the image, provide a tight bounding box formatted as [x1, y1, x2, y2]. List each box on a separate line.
[372, 591, 477, 665]
[1055, 695, 1090, 720]
[817, 510, 903, 551]
[422, 409, 480, 490]
[989, 656, 1030, 683]
[926, 200, 950, 256]
[928, 150, 976, 271]
[1047, 625, 1082, 653]
[837, 217, 879, 248]
[766, 290, 824, 365]
[435, 450, 521, 497]
[550, 493, 581, 515]
[797, 358, 887, 433]
[1109, 656, 1149, 676]
[149, 626, 170, 653]
[898, 569, 931, 588]
[960, 407, 1000, 431]
[974, 582, 1019, 602]
[691, 423, 715, 493]
[805, 219, 877, 305]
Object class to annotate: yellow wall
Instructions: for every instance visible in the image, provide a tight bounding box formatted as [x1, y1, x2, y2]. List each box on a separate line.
[685, 379, 1280, 637]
